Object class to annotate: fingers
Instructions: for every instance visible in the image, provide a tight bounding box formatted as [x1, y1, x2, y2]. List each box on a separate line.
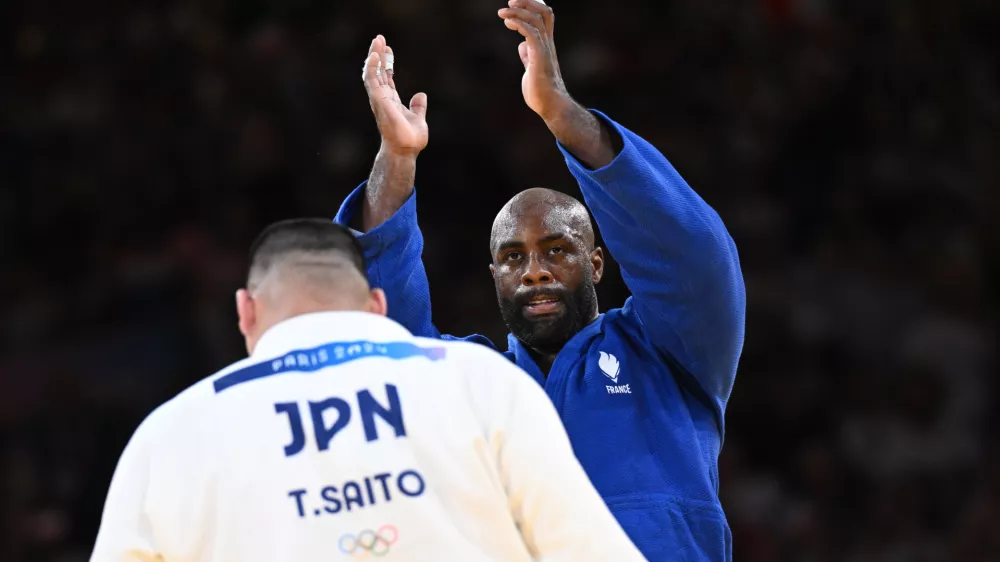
[367, 34, 385, 58]
[499, 0, 554, 55]
[364, 35, 387, 90]
[362, 51, 385, 92]
[363, 34, 385, 88]
[498, 7, 546, 32]
[502, 16, 546, 54]
[409, 92, 428, 120]
[363, 35, 399, 100]
[517, 41, 529, 69]
[507, 0, 554, 34]
[384, 45, 396, 90]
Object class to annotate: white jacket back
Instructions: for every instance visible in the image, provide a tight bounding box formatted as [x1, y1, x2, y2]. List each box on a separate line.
[91, 311, 646, 562]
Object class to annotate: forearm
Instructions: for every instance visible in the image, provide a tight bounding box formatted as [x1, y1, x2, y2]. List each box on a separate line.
[542, 98, 620, 170]
[360, 146, 417, 232]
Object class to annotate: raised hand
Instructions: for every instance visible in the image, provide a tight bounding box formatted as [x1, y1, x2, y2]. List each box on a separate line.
[362, 35, 428, 157]
[497, 0, 572, 120]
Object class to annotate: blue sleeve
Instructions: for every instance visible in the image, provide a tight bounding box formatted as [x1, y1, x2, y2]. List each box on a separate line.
[334, 183, 442, 339]
[333, 184, 498, 351]
[559, 111, 746, 410]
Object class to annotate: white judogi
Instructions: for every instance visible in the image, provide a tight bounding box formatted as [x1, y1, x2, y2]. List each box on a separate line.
[91, 311, 645, 562]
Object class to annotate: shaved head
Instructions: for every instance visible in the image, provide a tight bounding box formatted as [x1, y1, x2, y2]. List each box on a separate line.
[236, 218, 387, 355]
[247, 219, 371, 308]
[491, 188, 595, 255]
[489, 188, 604, 359]
[248, 251, 371, 307]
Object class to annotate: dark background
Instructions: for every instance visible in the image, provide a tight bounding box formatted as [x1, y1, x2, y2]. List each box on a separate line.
[2, 0, 997, 560]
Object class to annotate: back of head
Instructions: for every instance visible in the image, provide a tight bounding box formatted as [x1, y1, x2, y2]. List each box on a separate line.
[247, 218, 368, 299]
[237, 218, 386, 354]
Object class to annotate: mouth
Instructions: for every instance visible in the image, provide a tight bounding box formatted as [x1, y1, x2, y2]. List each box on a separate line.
[522, 294, 564, 316]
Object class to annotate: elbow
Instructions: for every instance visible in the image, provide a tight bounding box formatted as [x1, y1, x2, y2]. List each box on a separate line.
[722, 232, 745, 305]
[713, 239, 747, 373]
[694, 231, 747, 342]
[716, 237, 747, 327]
[698, 217, 744, 300]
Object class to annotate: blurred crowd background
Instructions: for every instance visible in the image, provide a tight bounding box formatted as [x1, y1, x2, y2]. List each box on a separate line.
[2, 0, 997, 560]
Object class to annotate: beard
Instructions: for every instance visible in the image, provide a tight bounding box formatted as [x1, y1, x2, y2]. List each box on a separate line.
[497, 275, 598, 355]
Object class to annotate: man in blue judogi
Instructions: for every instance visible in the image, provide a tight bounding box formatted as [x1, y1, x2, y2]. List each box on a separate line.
[341, 2, 746, 558]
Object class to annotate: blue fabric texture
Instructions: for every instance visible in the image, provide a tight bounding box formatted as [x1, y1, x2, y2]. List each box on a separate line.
[334, 111, 746, 561]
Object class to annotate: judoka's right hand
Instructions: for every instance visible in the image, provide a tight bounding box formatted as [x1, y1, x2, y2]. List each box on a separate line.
[362, 35, 428, 158]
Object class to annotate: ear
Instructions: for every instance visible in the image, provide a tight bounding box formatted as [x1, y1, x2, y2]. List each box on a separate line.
[489, 263, 496, 279]
[235, 289, 257, 338]
[367, 288, 388, 317]
[590, 247, 604, 284]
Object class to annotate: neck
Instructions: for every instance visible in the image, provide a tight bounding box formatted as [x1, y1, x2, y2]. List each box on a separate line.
[526, 346, 560, 377]
[249, 298, 366, 354]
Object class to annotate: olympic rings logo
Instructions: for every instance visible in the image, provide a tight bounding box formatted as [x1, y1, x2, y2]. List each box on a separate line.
[338, 525, 399, 559]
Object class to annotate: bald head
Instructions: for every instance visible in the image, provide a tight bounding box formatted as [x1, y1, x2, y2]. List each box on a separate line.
[490, 188, 594, 255]
[488, 188, 604, 357]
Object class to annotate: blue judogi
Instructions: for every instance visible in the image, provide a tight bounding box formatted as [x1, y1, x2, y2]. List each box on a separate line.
[336, 111, 746, 561]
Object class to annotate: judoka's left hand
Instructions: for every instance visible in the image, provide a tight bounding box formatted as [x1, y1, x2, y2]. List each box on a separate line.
[498, 0, 573, 121]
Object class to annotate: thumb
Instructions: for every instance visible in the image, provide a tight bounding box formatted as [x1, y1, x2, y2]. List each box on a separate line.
[518, 41, 529, 69]
[409, 92, 428, 120]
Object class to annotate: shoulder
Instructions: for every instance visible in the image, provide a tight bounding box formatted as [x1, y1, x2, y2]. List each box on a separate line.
[135, 357, 257, 447]
[414, 336, 513, 368]
[412, 336, 529, 392]
[602, 298, 648, 339]
[441, 332, 499, 351]
[414, 338, 538, 430]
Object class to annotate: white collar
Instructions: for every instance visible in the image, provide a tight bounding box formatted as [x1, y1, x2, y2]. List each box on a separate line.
[250, 311, 412, 360]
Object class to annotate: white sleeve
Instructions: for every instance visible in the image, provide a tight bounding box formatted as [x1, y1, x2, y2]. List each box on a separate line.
[489, 360, 646, 561]
[90, 417, 160, 562]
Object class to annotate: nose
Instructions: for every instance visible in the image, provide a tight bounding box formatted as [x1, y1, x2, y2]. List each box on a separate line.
[520, 253, 553, 286]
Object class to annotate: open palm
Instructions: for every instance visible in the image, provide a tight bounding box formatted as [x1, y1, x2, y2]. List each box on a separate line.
[500, 0, 571, 121]
[363, 36, 428, 156]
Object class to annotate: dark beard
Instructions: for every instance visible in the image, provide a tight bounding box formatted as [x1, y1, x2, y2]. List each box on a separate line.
[497, 278, 598, 355]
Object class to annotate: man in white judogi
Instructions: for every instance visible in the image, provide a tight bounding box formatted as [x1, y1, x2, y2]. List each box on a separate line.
[91, 218, 645, 562]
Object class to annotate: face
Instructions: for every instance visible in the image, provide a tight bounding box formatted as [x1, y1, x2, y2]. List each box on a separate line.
[490, 210, 603, 354]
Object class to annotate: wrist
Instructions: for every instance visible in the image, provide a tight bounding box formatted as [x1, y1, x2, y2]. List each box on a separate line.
[364, 145, 418, 232]
[377, 143, 421, 162]
[539, 98, 617, 169]
[539, 93, 581, 128]
[370, 145, 417, 193]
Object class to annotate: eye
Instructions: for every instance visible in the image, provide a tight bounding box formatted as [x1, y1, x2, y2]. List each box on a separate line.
[548, 246, 565, 256]
[505, 251, 523, 262]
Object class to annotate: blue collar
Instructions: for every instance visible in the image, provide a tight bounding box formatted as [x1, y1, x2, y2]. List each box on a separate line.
[505, 313, 606, 386]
